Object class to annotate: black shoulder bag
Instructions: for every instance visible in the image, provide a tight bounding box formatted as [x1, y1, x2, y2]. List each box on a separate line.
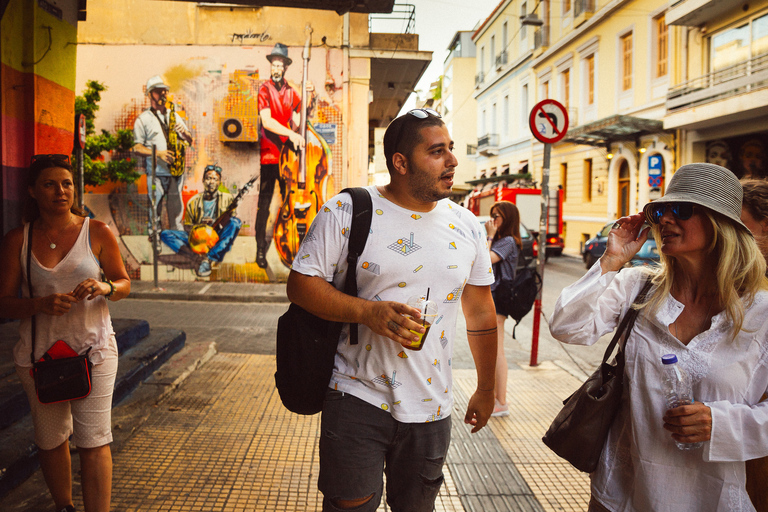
[27, 221, 94, 404]
[542, 276, 653, 473]
[274, 188, 373, 415]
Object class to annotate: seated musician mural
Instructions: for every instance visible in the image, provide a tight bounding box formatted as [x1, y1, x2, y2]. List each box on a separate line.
[160, 164, 249, 277]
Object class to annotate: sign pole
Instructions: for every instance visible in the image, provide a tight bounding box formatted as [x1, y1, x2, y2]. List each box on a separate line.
[527, 99, 568, 368]
[530, 143, 550, 367]
[151, 145, 159, 289]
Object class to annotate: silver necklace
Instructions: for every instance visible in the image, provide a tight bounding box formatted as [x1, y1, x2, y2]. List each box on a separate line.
[43, 218, 72, 249]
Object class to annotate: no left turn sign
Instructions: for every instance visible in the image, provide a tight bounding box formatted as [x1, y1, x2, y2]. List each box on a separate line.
[529, 99, 569, 144]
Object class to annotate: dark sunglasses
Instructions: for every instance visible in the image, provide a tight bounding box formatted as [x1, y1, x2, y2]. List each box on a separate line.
[30, 154, 70, 165]
[646, 202, 696, 224]
[392, 108, 442, 156]
[407, 108, 441, 120]
[491, 214, 502, 220]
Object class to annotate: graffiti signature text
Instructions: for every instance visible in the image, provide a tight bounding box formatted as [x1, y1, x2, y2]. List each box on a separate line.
[231, 29, 271, 44]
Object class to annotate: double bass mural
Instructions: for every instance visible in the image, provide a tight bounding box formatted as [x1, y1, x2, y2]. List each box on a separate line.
[78, 34, 342, 282]
[255, 29, 334, 270]
[273, 25, 335, 268]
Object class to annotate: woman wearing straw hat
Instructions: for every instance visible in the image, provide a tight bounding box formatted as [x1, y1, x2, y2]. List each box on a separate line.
[550, 163, 768, 511]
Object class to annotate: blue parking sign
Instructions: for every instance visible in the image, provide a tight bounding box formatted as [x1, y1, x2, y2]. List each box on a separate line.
[649, 155, 663, 177]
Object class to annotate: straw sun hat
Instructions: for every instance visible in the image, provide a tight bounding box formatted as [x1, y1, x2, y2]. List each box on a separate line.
[642, 163, 749, 232]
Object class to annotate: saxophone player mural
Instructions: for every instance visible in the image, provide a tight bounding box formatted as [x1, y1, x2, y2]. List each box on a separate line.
[133, 75, 194, 234]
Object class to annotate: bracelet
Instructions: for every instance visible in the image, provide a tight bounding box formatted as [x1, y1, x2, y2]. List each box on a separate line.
[486, 237, 493, 241]
[477, 386, 494, 392]
[105, 279, 115, 298]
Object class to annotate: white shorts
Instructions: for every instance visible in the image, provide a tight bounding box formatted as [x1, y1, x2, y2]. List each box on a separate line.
[16, 335, 118, 450]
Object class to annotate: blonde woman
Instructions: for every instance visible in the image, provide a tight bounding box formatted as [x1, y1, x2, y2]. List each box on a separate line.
[550, 164, 768, 511]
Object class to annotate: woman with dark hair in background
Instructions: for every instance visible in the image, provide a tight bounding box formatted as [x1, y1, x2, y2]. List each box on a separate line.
[741, 178, 768, 512]
[0, 154, 130, 512]
[484, 200, 521, 417]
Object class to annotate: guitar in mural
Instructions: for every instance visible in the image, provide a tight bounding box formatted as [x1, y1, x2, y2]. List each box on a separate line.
[189, 174, 259, 254]
[273, 24, 335, 268]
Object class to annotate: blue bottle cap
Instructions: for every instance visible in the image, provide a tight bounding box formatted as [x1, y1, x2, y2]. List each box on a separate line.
[662, 354, 678, 365]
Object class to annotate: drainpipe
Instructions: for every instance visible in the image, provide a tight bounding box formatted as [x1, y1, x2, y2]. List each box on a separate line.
[682, 27, 688, 83]
[342, 12, 350, 187]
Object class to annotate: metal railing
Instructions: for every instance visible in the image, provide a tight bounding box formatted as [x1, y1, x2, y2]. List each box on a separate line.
[667, 52, 768, 113]
[477, 133, 500, 154]
[369, 3, 416, 34]
[495, 51, 508, 69]
[475, 72, 485, 88]
[534, 26, 550, 50]
[575, 0, 595, 17]
[467, 144, 477, 156]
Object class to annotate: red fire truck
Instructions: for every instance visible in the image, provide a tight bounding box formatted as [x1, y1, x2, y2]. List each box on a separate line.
[467, 185, 564, 256]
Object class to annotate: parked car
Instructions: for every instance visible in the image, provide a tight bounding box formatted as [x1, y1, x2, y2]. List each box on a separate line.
[582, 221, 660, 269]
[477, 216, 535, 269]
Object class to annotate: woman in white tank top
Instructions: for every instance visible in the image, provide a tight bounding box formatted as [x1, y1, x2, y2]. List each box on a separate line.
[0, 154, 130, 512]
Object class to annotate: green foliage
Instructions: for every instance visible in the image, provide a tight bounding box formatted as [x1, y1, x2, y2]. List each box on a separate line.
[73, 80, 139, 186]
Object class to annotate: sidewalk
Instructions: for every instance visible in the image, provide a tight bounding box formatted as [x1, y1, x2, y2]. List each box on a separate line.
[5, 279, 592, 511]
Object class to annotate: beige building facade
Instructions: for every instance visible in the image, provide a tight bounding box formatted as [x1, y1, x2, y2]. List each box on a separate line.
[664, 0, 768, 180]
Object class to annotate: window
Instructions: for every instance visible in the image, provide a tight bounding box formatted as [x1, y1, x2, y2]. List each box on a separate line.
[521, 84, 529, 127]
[562, 69, 570, 108]
[583, 158, 593, 202]
[503, 21, 508, 52]
[490, 35, 496, 68]
[521, 2, 528, 42]
[482, 109, 487, 135]
[655, 15, 668, 78]
[711, 12, 768, 72]
[586, 55, 595, 105]
[560, 163, 568, 201]
[492, 102, 497, 135]
[621, 32, 633, 91]
[480, 46, 485, 75]
[503, 95, 509, 138]
[564, 0, 571, 13]
[541, 80, 549, 100]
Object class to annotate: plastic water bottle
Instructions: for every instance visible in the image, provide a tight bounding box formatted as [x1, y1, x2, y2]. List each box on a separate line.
[661, 354, 703, 450]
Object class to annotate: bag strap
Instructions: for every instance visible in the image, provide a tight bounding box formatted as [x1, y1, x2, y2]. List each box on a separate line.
[26, 221, 36, 365]
[601, 275, 654, 366]
[339, 187, 373, 345]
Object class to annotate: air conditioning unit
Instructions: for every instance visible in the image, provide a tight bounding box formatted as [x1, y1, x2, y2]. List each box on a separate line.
[217, 69, 259, 143]
[219, 116, 259, 142]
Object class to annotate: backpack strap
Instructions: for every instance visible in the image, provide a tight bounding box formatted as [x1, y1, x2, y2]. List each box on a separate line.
[339, 187, 373, 345]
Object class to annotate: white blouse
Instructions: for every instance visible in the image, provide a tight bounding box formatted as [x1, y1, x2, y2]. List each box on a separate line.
[549, 261, 768, 512]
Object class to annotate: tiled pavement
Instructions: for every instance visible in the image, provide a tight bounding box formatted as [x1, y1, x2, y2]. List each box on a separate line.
[72, 353, 589, 511]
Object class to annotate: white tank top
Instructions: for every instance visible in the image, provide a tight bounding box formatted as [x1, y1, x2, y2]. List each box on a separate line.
[14, 218, 114, 367]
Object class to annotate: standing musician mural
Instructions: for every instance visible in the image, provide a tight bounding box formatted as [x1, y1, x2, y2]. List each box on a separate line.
[255, 34, 334, 269]
[133, 76, 193, 234]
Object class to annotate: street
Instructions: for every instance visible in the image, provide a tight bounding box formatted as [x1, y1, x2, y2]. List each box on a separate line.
[107, 254, 610, 376]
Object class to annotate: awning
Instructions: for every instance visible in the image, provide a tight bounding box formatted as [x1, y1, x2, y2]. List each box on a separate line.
[562, 114, 665, 147]
[465, 173, 532, 186]
[178, 0, 395, 14]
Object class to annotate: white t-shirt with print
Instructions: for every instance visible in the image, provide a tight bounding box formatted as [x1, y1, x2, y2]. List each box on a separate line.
[291, 186, 494, 423]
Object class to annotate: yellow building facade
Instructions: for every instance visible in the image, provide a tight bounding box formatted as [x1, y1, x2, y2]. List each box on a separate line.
[664, 0, 768, 179]
[471, 0, 677, 254]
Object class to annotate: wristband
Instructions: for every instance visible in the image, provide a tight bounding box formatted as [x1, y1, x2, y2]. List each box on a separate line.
[105, 279, 115, 298]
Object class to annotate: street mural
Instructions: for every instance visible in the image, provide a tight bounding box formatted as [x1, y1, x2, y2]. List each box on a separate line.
[77, 35, 343, 282]
[706, 133, 768, 179]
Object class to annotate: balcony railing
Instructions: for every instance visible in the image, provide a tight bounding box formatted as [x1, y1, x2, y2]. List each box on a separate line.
[495, 51, 508, 69]
[477, 133, 500, 156]
[368, 2, 416, 34]
[667, 52, 768, 113]
[574, 0, 595, 18]
[467, 144, 477, 156]
[534, 26, 550, 50]
[475, 72, 485, 88]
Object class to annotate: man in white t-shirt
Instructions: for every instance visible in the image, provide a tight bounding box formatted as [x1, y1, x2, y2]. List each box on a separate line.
[287, 109, 498, 512]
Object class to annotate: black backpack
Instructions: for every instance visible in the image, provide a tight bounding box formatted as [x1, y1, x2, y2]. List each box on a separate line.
[274, 188, 372, 415]
[494, 265, 542, 338]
